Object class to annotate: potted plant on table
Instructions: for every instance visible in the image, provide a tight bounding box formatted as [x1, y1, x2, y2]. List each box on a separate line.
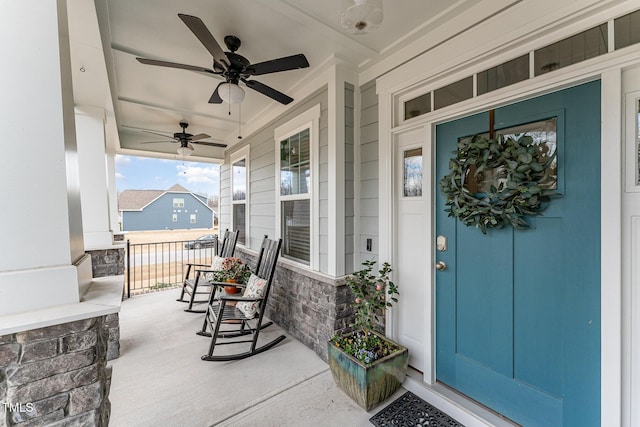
[328, 260, 408, 411]
[211, 257, 251, 294]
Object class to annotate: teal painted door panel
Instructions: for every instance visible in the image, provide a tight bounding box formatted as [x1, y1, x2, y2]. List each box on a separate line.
[435, 81, 601, 427]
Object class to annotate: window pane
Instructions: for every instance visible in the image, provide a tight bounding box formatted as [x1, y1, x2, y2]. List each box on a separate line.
[434, 77, 473, 110]
[404, 93, 431, 120]
[497, 118, 558, 190]
[232, 159, 246, 201]
[298, 130, 310, 162]
[615, 9, 640, 50]
[460, 118, 558, 193]
[477, 54, 529, 95]
[282, 200, 310, 264]
[535, 24, 607, 76]
[637, 99, 640, 185]
[233, 204, 246, 245]
[403, 148, 422, 197]
[280, 128, 310, 196]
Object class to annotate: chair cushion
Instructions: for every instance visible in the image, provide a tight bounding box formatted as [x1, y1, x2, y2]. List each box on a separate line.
[236, 274, 268, 318]
[204, 256, 226, 281]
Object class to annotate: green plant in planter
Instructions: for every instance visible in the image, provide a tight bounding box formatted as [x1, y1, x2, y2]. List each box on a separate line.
[331, 260, 400, 363]
[328, 260, 407, 411]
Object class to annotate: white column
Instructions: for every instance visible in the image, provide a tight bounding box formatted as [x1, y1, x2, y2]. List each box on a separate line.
[601, 68, 622, 427]
[0, 0, 87, 315]
[327, 64, 358, 277]
[76, 106, 115, 248]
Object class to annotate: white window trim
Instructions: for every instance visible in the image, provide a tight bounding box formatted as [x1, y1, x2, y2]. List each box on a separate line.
[230, 145, 250, 247]
[625, 90, 640, 192]
[274, 104, 320, 270]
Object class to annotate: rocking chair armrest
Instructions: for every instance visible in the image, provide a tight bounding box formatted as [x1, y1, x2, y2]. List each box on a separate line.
[203, 280, 246, 289]
[220, 295, 262, 302]
[186, 263, 210, 268]
[194, 268, 219, 275]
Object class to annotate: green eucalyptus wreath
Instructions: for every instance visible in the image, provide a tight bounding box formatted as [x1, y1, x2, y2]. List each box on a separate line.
[439, 133, 557, 234]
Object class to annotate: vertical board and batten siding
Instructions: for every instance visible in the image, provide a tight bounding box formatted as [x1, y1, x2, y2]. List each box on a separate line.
[221, 88, 330, 271]
[345, 83, 355, 273]
[359, 81, 379, 263]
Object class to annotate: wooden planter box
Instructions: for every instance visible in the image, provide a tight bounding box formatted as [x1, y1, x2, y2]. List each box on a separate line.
[327, 332, 408, 411]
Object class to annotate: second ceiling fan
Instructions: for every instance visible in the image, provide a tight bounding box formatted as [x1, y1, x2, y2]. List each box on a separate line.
[136, 13, 309, 105]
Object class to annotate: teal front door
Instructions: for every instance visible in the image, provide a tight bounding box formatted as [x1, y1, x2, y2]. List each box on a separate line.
[435, 81, 601, 427]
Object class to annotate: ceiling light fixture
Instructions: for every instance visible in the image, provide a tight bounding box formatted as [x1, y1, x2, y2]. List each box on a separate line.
[177, 144, 194, 157]
[341, 0, 383, 34]
[218, 82, 246, 104]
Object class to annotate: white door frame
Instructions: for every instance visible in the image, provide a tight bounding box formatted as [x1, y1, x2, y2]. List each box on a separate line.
[377, 52, 635, 427]
[391, 126, 433, 374]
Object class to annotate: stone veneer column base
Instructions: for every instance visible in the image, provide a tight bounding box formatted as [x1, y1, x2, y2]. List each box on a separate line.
[104, 314, 120, 361]
[86, 248, 125, 279]
[235, 247, 354, 362]
[0, 316, 112, 426]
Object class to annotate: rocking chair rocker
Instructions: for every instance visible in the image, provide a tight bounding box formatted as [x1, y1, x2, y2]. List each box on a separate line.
[197, 236, 283, 361]
[177, 229, 239, 313]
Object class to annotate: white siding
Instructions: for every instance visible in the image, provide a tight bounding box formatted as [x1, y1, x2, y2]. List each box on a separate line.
[359, 81, 378, 263]
[345, 83, 355, 273]
[221, 88, 330, 272]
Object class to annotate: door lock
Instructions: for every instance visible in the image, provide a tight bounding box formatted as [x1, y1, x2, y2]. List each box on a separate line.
[435, 261, 447, 271]
[437, 235, 447, 252]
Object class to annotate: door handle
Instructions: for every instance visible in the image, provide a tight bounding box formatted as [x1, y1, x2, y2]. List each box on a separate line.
[435, 261, 447, 271]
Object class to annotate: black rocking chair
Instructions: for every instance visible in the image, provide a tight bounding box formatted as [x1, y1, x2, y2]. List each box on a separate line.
[197, 236, 284, 361]
[177, 229, 239, 313]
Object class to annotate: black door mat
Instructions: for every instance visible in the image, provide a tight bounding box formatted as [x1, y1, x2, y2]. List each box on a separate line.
[370, 391, 464, 427]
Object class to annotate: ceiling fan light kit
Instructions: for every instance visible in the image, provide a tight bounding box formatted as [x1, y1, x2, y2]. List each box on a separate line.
[341, 0, 383, 34]
[218, 82, 245, 104]
[177, 145, 194, 157]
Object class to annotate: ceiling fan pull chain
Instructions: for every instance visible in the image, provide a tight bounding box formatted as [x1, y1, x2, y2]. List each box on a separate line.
[238, 103, 242, 140]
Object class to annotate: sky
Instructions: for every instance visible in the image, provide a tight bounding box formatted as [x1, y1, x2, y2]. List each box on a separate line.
[115, 155, 220, 199]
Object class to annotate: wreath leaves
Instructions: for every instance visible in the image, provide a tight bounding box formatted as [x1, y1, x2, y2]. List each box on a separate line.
[439, 134, 557, 234]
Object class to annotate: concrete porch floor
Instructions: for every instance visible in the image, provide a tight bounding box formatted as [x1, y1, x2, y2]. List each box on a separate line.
[108, 289, 406, 426]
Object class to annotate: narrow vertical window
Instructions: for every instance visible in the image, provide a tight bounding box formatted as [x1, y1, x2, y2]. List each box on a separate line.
[172, 214, 177, 222]
[190, 214, 196, 224]
[275, 104, 319, 269]
[279, 129, 311, 264]
[637, 99, 640, 185]
[232, 158, 247, 245]
[403, 148, 423, 197]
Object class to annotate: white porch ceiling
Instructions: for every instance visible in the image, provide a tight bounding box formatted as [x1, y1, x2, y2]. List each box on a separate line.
[68, 0, 511, 161]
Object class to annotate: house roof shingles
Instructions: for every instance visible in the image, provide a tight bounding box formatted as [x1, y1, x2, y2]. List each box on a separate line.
[118, 184, 197, 211]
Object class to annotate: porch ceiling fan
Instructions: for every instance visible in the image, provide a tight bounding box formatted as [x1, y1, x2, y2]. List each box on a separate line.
[136, 13, 310, 105]
[140, 121, 227, 156]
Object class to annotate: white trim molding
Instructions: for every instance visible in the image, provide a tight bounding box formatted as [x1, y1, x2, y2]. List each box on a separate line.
[230, 144, 250, 247]
[274, 104, 321, 271]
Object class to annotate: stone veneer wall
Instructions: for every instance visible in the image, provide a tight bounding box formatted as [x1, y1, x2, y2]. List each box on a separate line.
[85, 248, 123, 361]
[0, 317, 112, 426]
[235, 247, 355, 362]
[86, 248, 125, 278]
[103, 314, 119, 362]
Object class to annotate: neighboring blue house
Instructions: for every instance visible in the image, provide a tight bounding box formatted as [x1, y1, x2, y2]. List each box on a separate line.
[118, 184, 214, 231]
